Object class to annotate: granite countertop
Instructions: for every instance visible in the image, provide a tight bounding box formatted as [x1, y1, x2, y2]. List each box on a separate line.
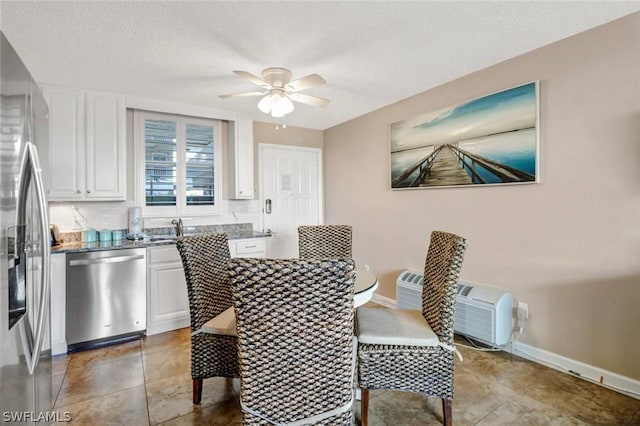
[51, 224, 271, 254]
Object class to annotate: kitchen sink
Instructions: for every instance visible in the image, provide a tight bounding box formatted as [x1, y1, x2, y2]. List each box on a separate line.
[149, 235, 177, 242]
[148, 233, 203, 243]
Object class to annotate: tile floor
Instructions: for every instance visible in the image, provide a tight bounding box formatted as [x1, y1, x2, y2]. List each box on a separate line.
[51, 327, 640, 425]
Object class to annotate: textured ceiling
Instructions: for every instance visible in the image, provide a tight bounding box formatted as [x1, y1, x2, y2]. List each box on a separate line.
[1, 1, 639, 130]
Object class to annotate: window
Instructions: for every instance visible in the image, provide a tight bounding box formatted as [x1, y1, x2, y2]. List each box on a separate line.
[135, 111, 221, 217]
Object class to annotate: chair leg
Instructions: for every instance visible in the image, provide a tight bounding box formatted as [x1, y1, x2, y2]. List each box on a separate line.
[442, 398, 452, 426]
[193, 378, 203, 404]
[361, 388, 369, 426]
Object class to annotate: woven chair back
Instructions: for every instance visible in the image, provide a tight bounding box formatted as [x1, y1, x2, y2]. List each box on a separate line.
[298, 224, 353, 259]
[230, 257, 356, 425]
[176, 233, 231, 331]
[421, 231, 468, 345]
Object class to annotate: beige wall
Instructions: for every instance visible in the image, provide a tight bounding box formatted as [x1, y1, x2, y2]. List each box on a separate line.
[323, 14, 640, 379]
[253, 121, 324, 149]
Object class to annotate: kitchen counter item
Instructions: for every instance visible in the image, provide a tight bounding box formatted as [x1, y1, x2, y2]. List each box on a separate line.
[128, 207, 143, 239]
[66, 248, 146, 351]
[99, 229, 111, 242]
[50, 224, 61, 246]
[112, 230, 124, 241]
[81, 228, 97, 243]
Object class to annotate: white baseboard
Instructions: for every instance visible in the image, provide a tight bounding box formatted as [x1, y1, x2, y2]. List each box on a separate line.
[146, 318, 190, 336]
[512, 341, 640, 400]
[51, 340, 68, 356]
[383, 293, 639, 400]
[371, 294, 396, 308]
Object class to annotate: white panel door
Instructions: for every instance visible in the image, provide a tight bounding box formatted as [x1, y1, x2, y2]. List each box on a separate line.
[259, 144, 322, 258]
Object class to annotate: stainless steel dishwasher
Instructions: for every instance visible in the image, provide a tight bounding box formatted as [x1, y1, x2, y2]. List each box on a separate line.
[66, 248, 146, 351]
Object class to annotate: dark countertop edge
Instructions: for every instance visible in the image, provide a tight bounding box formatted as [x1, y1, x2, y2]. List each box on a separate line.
[51, 232, 271, 254]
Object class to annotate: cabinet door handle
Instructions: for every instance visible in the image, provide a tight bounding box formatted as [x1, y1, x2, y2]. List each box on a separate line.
[76, 190, 81, 194]
[86, 190, 91, 194]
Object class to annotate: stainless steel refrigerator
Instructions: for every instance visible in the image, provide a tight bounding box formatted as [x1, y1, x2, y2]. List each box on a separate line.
[0, 32, 52, 422]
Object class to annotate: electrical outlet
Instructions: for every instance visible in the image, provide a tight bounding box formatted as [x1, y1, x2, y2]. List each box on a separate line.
[518, 302, 529, 320]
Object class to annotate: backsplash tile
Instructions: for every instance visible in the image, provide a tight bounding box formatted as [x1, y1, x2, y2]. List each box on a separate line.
[144, 223, 254, 238]
[49, 200, 262, 234]
[49, 201, 135, 232]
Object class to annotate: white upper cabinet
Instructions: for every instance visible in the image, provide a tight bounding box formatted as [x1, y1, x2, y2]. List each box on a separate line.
[42, 87, 85, 199]
[42, 86, 126, 201]
[228, 115, 254, 199]
[85, 91, 126, 199]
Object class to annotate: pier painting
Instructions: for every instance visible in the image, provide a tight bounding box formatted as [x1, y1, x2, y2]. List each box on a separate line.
[391, 82, 539, 189]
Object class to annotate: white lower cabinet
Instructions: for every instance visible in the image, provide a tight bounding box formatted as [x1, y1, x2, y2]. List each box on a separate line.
[146, 245, 190, 336]
[50, 253, 67, 355]
[233, 238, 266, 258]
[146, 238, 266, 336]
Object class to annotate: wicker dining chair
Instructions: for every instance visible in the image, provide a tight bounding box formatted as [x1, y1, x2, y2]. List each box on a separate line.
[298, 224, 353, 259]
[229, 257, 357, 425]
[176, 233, 239, 404]
[356, 230, 468, 426]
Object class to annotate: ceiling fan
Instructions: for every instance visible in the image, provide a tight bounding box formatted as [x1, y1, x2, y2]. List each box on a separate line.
[219, 67, 330, 117]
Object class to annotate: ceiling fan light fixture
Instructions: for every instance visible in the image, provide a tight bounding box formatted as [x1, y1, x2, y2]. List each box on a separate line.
[258, 90, 295, 117]
[257, 94, 274, 114]
[220, 67, 327, 119]
[270, 95, 294, 118]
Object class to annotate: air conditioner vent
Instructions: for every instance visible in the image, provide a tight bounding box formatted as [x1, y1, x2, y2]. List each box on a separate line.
[396, 270, 513, 346]
[401, 272, 422, 285]
[395, 269, 423, 311]
[458, 285, 474, 296]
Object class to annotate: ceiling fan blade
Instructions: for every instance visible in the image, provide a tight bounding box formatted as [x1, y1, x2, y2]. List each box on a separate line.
[218, 91, 266, 99]
[288, 93, 330, 108]
[286, 74, 326, 92]
[233, 70, 271, 89]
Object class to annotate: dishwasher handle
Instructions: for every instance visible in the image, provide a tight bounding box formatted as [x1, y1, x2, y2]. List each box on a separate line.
[68, 254, 145, 267]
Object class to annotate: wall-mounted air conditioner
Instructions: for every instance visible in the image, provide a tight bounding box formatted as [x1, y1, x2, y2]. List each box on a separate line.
[396, 270, 513, 347]
[455, 282, 513, 346]
[396, 269, 423, 310]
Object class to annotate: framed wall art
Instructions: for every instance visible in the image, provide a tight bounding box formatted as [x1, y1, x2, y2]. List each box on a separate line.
[390, 81, 539, 189]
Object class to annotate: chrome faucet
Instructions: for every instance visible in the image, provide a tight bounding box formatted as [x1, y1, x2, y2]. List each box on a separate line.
[171, 218, 184, 237]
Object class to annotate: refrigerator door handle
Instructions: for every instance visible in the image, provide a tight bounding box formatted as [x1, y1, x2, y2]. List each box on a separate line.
[16, 141, 51, 375]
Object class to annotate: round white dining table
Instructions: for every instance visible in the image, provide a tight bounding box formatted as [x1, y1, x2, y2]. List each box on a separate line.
[354, 270, 378, 307]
